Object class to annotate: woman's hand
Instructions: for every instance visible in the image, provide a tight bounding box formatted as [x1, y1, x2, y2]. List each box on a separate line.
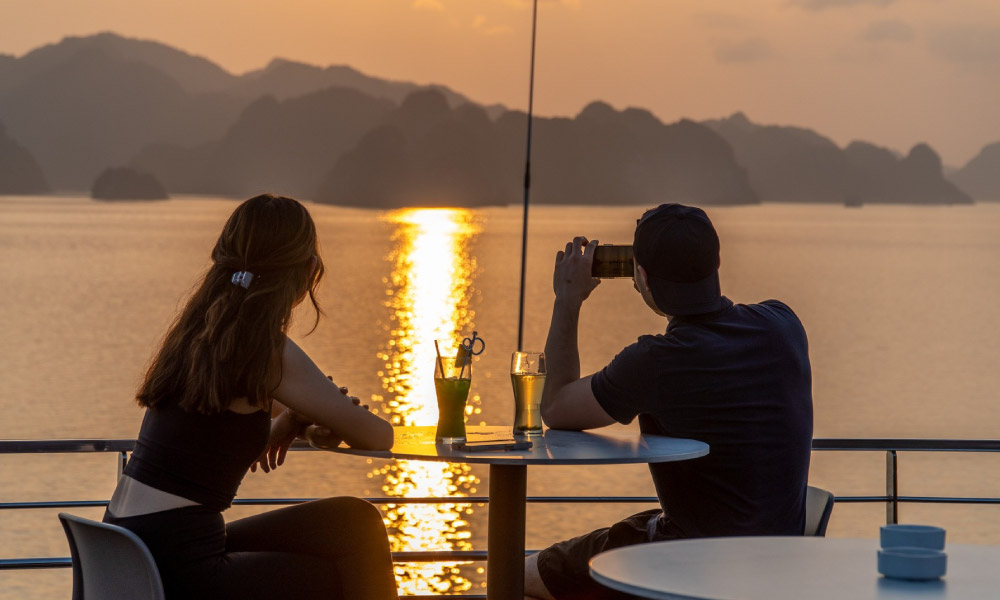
[251, 409, 306, 474]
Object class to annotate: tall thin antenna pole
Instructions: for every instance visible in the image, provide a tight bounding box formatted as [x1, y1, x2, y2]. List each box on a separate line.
[516, 0, 539, 352]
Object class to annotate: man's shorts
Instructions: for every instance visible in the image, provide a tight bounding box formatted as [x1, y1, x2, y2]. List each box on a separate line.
[535, 508, 685, 600]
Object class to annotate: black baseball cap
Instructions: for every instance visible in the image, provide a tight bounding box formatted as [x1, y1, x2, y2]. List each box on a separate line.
[633, 204, 723, 316]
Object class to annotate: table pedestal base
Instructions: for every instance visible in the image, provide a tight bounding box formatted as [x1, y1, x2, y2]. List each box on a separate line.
[487, 464, 527, 600]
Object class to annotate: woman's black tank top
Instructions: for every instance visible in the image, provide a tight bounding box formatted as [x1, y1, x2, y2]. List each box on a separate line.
[123, 401, 271, 512]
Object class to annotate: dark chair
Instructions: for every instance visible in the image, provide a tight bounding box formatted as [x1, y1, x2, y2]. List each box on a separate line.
[804, 485, 835, 537]
[58, 513, 165, 600]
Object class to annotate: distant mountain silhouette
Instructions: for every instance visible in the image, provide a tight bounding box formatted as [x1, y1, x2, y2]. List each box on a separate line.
[0, 55, 17, 95]
[704, 113, 970, 204]
[317, 90, 515, 207]
[233, 58, 495, 114]
[516, 102, 757, 206]
[315, 92, 756, 207]
[91, 166, 168, 200]
[0, 43, 242, 189]
[0, 33, 489, 191]
[950, 142, 1000, 201]
[131, 86, 394, 198]
[0, 32, 235, 95]
[0, 120, 49, 194]
[0, 32, 980, 206]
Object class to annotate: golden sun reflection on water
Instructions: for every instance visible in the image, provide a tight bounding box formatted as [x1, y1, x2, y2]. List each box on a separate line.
[372, 208, 485, 595]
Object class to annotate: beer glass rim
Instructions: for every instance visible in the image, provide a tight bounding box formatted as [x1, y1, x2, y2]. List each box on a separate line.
[510, 350, 545, 374]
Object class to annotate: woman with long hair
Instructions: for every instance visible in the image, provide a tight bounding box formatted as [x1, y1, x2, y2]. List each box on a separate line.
[104, 194, 398, 599]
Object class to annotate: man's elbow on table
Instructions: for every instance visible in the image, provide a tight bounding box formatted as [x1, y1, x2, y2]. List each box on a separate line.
[541, 376, 616, 431]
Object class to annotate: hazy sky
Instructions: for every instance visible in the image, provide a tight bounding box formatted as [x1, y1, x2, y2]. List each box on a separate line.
[2, 0, 998, 165]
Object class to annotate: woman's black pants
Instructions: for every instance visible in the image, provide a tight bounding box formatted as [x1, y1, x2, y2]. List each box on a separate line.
[104, 496, 398, 600]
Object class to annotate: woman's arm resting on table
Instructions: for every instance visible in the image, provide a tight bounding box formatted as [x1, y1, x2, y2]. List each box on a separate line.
[273, 338, 394, 451]
[254, 390, 358, 472]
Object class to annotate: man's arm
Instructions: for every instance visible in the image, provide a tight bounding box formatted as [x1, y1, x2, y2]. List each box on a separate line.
[540, 237, 617, 431]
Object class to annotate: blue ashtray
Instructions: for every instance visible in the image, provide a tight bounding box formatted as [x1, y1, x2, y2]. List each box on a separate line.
[877, 547, 947, 580]
[880, 524, 946, 550]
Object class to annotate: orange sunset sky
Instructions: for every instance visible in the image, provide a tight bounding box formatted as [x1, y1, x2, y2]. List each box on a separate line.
[2, 0, 998, 165]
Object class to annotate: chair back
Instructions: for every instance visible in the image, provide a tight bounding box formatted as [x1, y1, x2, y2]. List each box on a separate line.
[804, 485, 835, 537]
[58, 513, 166, 600]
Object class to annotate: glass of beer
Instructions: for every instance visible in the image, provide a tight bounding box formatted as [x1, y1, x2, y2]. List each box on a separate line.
[434, 342, 472, 443]
[511, 351, 546, 436]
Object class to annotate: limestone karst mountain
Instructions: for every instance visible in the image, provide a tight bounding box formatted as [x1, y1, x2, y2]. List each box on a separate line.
[0, 33, 480, 191]
[130, 86, 394, 198]
[517, 102, 757, 206]
[314, 92, 757, 207]
[704, 113, 971, 205]
[91, 166, 168, 200]
[950, 142, 1000, 201]
[0, 33, 978, 207]
[0, 40, 241, 189]
[0, 120, 48, 194]
[316, 90, 517, 207]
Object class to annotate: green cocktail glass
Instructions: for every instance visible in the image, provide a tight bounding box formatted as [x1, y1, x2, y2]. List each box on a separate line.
[434, 353, 472, 443]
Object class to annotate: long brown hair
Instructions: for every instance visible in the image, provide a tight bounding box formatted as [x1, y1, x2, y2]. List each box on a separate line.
[137, 194, 326, 413]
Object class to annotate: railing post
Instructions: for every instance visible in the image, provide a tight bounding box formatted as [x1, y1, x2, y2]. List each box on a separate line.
[885, 450, 898, 524]
[117, 451, 128, 480]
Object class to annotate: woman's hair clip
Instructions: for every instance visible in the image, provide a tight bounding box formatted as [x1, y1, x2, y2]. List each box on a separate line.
[231, 271, 254, 289]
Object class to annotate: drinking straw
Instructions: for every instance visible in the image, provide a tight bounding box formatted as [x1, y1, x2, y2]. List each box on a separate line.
[458, 345, 471, 381]
[434, 339, 446, 380]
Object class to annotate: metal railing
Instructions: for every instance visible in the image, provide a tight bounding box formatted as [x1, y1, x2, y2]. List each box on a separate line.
[3, 438, 1000, 598]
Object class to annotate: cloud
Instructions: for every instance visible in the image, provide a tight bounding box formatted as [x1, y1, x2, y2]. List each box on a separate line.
[714, 38, 772, 64]
[928, 24, 1000, 64]
[790, 0, 895, 11]
[412, 0, 445, 11]
[859, 19, 914, 43]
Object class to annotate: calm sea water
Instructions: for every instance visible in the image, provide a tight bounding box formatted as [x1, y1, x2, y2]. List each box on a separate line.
[2, 196, 999, 598]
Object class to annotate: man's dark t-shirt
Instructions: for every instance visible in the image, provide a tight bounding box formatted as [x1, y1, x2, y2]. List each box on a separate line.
[591, 297, 813, 538]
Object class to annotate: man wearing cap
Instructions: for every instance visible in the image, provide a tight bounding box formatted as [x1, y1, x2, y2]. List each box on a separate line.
[524, 204, 813, 600]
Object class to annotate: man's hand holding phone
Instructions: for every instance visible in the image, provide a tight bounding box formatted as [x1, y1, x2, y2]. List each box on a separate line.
[553, 237, 601, 307]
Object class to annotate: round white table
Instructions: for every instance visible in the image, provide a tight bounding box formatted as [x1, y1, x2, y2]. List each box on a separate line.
[328, 425, 709, 600]
[590, 536, 1000, 600]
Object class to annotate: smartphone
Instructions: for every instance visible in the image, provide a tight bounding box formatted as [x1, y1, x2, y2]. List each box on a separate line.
[452, 439, 533, 452]
[591, 244, 634, 278]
